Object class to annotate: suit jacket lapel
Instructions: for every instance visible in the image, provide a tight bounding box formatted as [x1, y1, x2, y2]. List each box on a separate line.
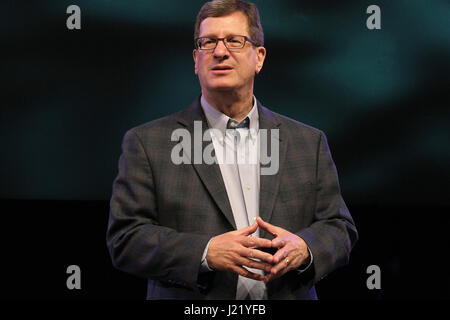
[176, 98, 237, 230]
[257, 102, 287, 237]
[174, 98, 287, 233]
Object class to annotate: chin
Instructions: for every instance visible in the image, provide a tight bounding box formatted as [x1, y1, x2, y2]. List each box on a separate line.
[211, 86, 235, 92]
[207, 80, 237, 91]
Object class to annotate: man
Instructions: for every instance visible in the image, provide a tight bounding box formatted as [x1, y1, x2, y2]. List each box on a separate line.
[107, 0, 358, 300]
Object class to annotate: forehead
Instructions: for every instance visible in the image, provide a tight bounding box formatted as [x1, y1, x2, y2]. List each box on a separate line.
[199, 11, 250, 37]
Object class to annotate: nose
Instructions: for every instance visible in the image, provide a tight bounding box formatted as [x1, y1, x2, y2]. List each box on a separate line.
[213, 39, 229, 59]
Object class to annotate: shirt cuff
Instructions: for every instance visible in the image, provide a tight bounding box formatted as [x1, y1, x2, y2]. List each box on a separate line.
[200, 238, 214, 273]
[297, 247, 313, 274]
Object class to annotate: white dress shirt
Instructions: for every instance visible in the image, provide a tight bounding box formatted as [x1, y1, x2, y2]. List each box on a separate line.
[200, 95, 267, 300]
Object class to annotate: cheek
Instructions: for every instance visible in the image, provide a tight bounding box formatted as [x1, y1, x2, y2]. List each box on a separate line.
[239, 62, 257, 78]
[239, 54, 257, 76]
[198, 58, 211, 75]
[195, 65, 204, 79]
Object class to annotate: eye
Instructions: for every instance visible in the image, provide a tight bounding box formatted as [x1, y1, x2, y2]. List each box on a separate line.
[226, 36, 245, 48]
[228, 37, 241, 43]
[203, 38, 215, 45]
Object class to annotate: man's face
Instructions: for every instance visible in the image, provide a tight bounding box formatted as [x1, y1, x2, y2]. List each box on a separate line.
[193, 11, 266, 93]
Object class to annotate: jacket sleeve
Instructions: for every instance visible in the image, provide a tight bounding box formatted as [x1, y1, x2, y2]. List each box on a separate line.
[297, 131, 358, 284]
[106, 129, 211, 291]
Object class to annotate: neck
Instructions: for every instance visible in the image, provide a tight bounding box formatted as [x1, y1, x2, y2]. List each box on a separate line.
[202, 87, 254, 122]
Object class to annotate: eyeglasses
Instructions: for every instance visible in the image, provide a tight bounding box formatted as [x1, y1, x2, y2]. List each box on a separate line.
[195, 35, 258, 50]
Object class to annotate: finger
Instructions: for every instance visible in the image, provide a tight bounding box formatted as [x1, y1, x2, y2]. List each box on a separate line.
[264, 272, 276, 283]
[236, 221, 258, 236]
[240, 236, 272, 248]
[270, 257, 290, 276]
[235, 256, 273, 273]
[231, 265, 265, 281]
[239, 247, 273, 264]
[256, 217, 280, 236]
[263, 274, 272, 283]
[271, 238, 286, 248]
[264, 264, 288, 283]
[273, 246, 290, 264]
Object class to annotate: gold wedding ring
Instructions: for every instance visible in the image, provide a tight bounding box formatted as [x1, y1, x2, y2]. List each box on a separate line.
[285, 258, 290, 266]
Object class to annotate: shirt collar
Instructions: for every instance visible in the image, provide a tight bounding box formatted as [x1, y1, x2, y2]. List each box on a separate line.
[200, 95, 259, 141]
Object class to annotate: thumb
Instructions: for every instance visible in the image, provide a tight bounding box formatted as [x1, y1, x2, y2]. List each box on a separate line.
[237, 220, 258, 236]
[256, 217, 279, 237]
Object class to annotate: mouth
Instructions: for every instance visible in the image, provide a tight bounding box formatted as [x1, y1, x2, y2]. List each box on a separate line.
[211, 65, 233, 72]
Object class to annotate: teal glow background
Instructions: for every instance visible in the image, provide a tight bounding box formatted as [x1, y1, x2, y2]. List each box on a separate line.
[1, 0, 450, 300]
[2, 0, 449, 206]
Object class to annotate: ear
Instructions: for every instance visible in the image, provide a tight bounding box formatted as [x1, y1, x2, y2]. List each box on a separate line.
[255, 46, 266, 74]
[193, 49, 198, 75]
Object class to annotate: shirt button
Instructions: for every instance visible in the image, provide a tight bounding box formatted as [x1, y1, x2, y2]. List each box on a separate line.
[246, 185, 251, 190]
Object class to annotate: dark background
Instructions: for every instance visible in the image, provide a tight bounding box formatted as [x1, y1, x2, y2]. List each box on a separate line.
[1, 0, 449, 299]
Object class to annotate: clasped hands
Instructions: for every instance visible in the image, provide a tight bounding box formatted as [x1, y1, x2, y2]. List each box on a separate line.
[206, 217, 310, 283]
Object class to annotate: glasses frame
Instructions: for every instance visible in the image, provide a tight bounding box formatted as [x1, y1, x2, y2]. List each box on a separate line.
[194, 35, 258, 50]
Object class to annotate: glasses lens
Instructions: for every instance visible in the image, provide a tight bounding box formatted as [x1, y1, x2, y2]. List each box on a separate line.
[197, 36, 247, 49]
[226, 36, 245, 48]
[199, 38, 217, 49]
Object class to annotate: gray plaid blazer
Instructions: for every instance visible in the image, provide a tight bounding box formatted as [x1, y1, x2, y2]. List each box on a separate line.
[106, 97, 358, 299]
